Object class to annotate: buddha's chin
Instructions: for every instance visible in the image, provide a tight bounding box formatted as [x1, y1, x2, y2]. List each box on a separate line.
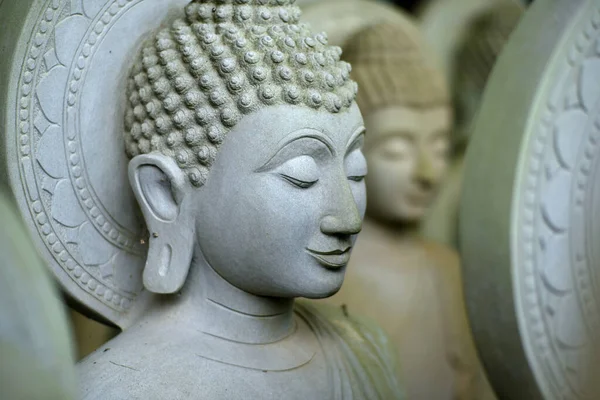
[301, 285, 341, 300]
[388, 202, 428, 224]
[292, 264, 346, 300]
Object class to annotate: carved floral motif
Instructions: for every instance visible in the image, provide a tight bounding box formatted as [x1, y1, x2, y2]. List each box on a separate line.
[518, 4, 600, 397]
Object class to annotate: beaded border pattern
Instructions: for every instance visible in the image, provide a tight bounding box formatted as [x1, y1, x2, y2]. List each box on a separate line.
[518, 4, 600, 398]
[15, 0, 145, 315]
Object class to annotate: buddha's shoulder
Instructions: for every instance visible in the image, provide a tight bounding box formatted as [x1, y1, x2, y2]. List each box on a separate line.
[295, 301, 403, 397]
[76, 329, 236, 400]
[419, 239, 460, 270]
[295, 300, 397, 357]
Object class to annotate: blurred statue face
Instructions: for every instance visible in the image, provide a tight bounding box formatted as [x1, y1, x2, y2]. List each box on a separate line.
[192, 104, 367, 299]
[363, 105, 451, 224]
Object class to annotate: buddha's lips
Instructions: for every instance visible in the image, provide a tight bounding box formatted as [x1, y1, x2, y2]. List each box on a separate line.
[306, 247, 352, 270]
[406, 191, 431, 206]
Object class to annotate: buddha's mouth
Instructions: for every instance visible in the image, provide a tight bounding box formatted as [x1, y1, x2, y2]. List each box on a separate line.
[306, 247, 352, 270]
[406, 191, 431, 207]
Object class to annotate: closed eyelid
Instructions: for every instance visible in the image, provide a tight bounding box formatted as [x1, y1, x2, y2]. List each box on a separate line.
[391, 132, 415, 141]
[429, 131, 448, 142]
[365, 132, 413, 152]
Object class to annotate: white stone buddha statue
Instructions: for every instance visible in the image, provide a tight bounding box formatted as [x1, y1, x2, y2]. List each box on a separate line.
[324, 21, 495, 400]
[73, 1, 403, 398]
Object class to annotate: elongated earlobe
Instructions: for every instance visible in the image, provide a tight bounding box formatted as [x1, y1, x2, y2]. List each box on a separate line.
[143, 219, 194, 294]
[129, 154, 194, 294]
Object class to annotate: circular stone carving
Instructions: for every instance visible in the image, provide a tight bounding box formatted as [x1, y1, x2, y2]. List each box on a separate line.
[460, 0, 600, 398]
[0, 0, 188, 328]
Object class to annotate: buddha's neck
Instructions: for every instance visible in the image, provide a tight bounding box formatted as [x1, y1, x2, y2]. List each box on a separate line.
[157, 254, 295, 345]
[365, 214, 421, 239]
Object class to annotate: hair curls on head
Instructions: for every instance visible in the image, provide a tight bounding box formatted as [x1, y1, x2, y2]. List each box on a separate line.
[124, 0, 358, 187]
[342, 22, 449, 117]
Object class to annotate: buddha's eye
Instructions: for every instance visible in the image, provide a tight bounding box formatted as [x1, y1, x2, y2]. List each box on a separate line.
[379, 136, 412, 160]
[347, 175, 365, 183]
[431, 136, 449, 158]
[280, 174, 317, 189]
[345, 149, 367, 183]
[273, 155, 320, 189]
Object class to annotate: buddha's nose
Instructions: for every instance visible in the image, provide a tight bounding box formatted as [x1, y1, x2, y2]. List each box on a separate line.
[414, 147, 436, 189]
[320, 181, 363, 236]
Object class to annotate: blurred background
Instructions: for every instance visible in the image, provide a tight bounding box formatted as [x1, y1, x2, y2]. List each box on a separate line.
[384, 0, 532, 12]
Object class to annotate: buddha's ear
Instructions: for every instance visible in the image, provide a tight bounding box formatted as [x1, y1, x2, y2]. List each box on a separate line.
[128, 153, 194, 294]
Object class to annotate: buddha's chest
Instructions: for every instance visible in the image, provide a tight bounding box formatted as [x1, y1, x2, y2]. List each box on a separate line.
[201, 354, 333, 399]
[80, 344, 335, 400]
[340, 248, 443, 313]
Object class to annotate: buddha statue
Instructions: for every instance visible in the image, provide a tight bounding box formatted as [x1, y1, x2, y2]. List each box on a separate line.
[324, 22, 494, 400]
[73, 1, 403, 398]
[421, 1, 524, 247]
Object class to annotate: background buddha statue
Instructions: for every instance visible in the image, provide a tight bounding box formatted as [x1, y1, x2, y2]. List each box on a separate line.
[323, 21, 494, 400]
[0, 188, 76, 400]
[421, 1, 524, 247]
[73, 1, 403, 398]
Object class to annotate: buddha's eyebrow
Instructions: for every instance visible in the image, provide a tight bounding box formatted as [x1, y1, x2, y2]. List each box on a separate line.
[346, 126, 366, 155]
[255, 130, 333, 172]
[364, 131, 414, 152]
[276, 128, 335, 153]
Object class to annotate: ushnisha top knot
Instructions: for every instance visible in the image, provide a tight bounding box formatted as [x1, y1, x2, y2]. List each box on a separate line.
[124, 0, 357, 187]
[343, 22, 449, 117]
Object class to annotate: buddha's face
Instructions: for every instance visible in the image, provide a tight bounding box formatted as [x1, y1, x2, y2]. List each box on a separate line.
[363, 105, 451, 223]
[191, 104, 367, 298]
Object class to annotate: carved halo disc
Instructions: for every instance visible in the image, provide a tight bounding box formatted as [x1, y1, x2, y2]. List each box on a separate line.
[460, 0, 600, 398]
[0, 0, 189, 328]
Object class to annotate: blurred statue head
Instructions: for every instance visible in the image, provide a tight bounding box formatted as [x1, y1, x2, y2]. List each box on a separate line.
[343, 21, 451, 224]
[124, 0, 367, 299]
[452, 1, 523, 150]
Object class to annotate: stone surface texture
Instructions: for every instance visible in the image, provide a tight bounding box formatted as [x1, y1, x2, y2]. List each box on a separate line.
[0, 0, 405, 398]
[460, 0, 600, 398]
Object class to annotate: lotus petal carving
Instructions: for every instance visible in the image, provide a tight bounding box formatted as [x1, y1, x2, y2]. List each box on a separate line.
[541, 232, 572, 292]
[541, 168, 571, 231]
[113, 250, 144, 294]
[54, 15, 89, 66]
[556, 294, 587, 349]
[554, 109, 587, 170]
[83, 0, 104, 20]
[78, 221, 114, 266]
[37, 125, 67, 179]
[580, 58, 600, 112]
[52, 179, 86, 228]
[36, 65, 68, 124]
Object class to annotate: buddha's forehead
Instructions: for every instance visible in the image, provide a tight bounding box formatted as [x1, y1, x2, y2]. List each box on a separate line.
[364, 104, 451, 141]
[227, 103, 364, 152]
